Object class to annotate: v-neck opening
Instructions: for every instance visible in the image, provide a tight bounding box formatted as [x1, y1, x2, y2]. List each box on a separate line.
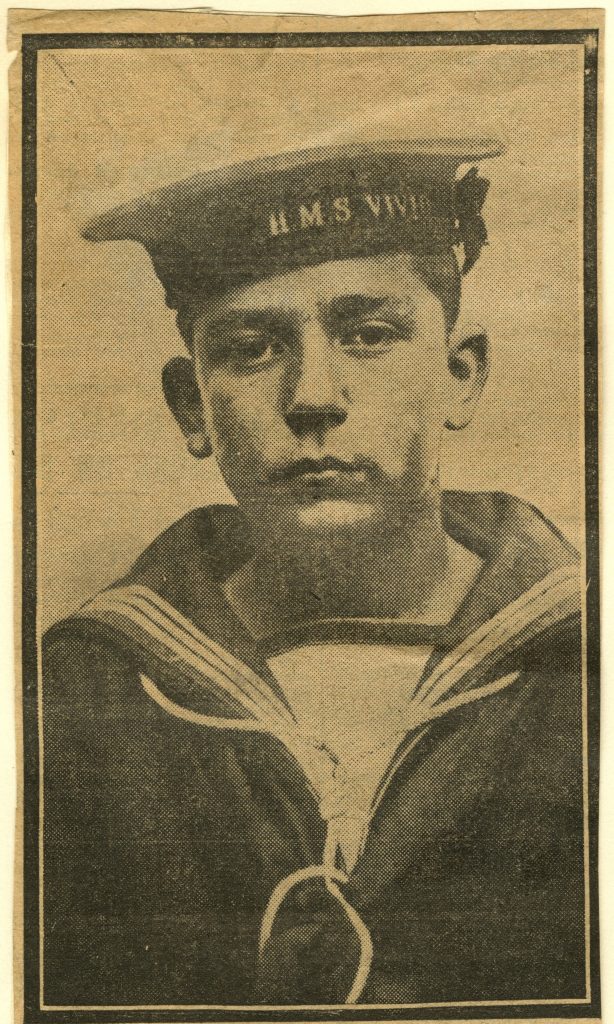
[115, 493, 578, 723]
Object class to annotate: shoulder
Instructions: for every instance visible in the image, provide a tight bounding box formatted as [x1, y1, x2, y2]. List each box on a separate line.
[441, 490, 582, 693]
[43, 615, 142, 713]
[442, 489, 579, 563]
[43, 503, 249, 701]
[121, 502, 251, 598]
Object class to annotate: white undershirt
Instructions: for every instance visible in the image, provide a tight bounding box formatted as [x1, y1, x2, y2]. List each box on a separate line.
[267, 642, 434, 870]
[226, 540, 483, 869]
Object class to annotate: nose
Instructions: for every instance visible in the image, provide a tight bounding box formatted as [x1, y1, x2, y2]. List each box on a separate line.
[284, 321, 348, 439]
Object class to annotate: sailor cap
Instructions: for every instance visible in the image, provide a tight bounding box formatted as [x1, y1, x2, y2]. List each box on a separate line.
[83, 138, 504, 310]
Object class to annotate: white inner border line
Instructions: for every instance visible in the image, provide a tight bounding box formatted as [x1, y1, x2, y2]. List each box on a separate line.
[41, 999, 593, 1012]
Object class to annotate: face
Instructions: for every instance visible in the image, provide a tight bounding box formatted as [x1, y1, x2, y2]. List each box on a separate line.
[185, 253, 485, 540]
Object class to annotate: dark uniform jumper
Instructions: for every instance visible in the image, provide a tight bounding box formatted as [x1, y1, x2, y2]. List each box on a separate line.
[42, 141, 586, 1008]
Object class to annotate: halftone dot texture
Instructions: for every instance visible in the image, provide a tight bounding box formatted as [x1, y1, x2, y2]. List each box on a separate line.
[38, 43, 585, 627]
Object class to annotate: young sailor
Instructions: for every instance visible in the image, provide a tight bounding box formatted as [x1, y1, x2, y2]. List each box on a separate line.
[42, 140, 585, 1008]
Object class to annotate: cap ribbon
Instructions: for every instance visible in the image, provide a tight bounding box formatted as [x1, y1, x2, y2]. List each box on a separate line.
[455, 167, 491, 273]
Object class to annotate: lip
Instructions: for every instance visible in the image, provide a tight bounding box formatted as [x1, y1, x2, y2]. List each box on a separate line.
[271, 456, 367, 484]
[300, 468, 365, 482]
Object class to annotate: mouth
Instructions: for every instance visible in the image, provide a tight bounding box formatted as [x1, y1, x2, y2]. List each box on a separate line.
[271, 456, 367, 484]
[266, 456, 373, 502]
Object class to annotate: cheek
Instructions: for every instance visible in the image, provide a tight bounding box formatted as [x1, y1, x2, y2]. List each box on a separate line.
[350, 345, 449, 433]
[347, 346, 449, 479]
[200, 376, 285, 464]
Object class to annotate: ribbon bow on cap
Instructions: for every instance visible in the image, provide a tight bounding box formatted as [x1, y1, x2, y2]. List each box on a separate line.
[455, 166, 491, 274]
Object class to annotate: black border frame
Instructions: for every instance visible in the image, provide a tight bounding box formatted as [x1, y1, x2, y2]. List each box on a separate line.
[21, 28, 601, 1024]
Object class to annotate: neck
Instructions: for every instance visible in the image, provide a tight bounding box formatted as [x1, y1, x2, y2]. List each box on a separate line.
[224, 491, 482, 636]
[267, 506, 448, 619]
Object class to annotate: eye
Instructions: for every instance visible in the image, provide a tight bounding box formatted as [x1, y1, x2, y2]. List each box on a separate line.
[337, 320, 409, 355]
[224, 330, 285, 369]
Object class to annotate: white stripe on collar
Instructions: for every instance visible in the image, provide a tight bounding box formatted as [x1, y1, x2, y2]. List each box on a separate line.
[77, 563, 580, 736]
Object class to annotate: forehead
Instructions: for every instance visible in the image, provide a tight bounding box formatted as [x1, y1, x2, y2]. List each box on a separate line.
[195, 253, 440, 319]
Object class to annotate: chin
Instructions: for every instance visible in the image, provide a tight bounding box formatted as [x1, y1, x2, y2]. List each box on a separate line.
[291, 499, 380, 532]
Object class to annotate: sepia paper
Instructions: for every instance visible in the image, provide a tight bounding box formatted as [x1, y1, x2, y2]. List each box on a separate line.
[10, 7, 603, 1023]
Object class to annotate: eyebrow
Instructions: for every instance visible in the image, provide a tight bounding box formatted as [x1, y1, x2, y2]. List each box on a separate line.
[324, 294, 395, 319]
[200, 308, 301, 334]
[201, 294, 412, 334]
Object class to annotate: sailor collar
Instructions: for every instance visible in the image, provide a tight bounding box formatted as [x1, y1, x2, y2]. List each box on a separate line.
[59, 489, 581, 1006]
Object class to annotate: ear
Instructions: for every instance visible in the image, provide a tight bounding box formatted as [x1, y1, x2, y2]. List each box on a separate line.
[162, 356, 212, 458]
[444, 327, 490, 431]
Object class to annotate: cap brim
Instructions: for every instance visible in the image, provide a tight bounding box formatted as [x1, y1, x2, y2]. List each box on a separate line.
[82, 137, 506, 244]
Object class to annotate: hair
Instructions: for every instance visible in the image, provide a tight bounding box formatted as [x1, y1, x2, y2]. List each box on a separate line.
[174, 246, 462, 349]
[403, 249, 462, 334]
